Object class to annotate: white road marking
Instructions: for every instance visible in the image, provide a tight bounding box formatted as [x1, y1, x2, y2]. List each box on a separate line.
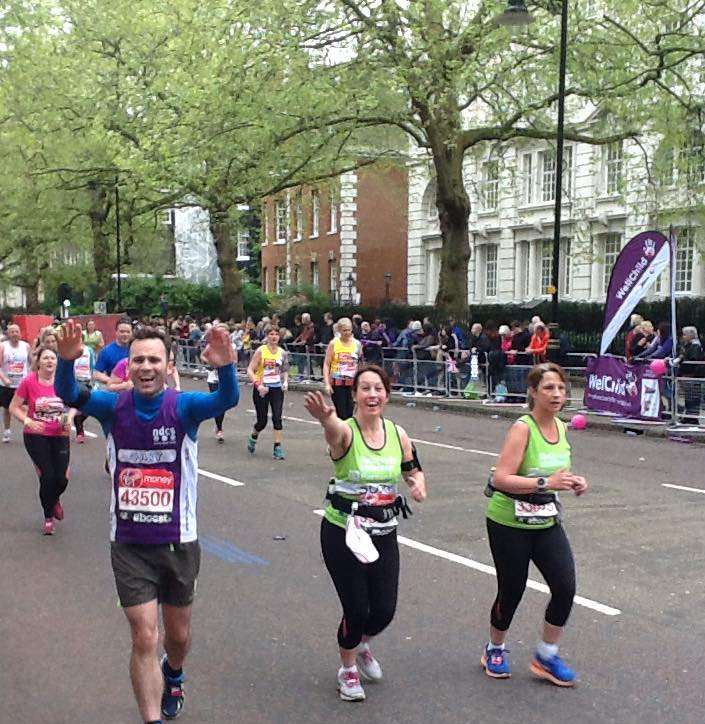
[246, 410, 500, 458]
[409, 438, 498, 457]
[313, 509, 621, 617]
[662, 483, 705, 494]
[198, 469, 245, 488]
[82, 428, 243, 487]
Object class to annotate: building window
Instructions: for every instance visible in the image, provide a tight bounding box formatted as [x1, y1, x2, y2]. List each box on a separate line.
[683, 133, 705, 187]
[675, 228, 695, 292]
[310, 260, 319, 288]
[237, 230, 250, 259]
[561, 238, 571, 296]
[479, 161, 500, 211]
[602, 233, 621, 293]
[541, 240, 553, 294]
[311, 190, 320, 237]
[562, 146, 573, 199]
[329, 196, 338, 233]
[275, 266, 286, 295]
[540, 149, 556, 202]
[424, 182, 437, 220]
[294, 192, 303, 240]
[275, 199, 287, 242]
[485, 244, 498, 297]
[521, 154, 533, 204]
[605, 141, 623, 195]
[329, 260, 338, 300]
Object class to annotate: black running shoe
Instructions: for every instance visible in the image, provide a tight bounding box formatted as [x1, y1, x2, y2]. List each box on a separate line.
[160, 654, 185, 719]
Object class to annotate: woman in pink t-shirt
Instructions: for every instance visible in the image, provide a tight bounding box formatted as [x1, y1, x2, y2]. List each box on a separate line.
[106, 355, 132, 392]
[9, 346, 73, 535]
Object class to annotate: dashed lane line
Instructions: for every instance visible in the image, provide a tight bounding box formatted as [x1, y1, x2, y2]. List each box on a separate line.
[662, 483, 705, 494]
[312, 509, 621, 617]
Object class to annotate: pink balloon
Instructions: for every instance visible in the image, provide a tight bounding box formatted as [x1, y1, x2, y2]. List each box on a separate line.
[650, 359, 667, 376]
[571, 414, 587, 430]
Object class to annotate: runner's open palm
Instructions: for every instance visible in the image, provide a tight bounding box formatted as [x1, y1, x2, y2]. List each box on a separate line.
[56, 320, 83, 361]
[304, 391, 335, 422]
[202, 327, 235, 368]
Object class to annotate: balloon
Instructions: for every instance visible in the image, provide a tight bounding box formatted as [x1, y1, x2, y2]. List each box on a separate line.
[650, 359, 667, 376]
[571, 414, 587, 430]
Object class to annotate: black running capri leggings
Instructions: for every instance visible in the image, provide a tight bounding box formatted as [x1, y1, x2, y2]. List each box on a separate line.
[487, 518, 576, 630]
[253, 386, 284, 431]
[208, 382, 225, 431]
[320, 518, 399, 650]
[331, 385, 354, 420]
[24, 433, 71, 519]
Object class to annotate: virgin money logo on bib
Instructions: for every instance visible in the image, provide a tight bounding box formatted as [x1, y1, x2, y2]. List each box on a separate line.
[119, 468, 174, 489]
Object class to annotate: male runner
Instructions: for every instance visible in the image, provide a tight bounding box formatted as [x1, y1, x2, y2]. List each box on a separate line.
[94, 317, 133, 383]
[0, 323, 31, 442]
[56, 320, 238, 723]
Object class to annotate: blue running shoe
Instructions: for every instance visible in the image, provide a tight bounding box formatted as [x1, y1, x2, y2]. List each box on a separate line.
[272, 445, 286, 460]
[161, 654, 185, 719]
[481, 644, 511, 679]
[530, 652, 576, 687]
[247, 435, 257, 455]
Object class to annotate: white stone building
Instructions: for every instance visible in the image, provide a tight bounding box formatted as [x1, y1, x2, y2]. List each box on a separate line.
[408, 123, 705, 307]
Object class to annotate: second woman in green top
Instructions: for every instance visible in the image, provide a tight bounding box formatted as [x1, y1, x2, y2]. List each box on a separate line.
[481, 363, 588, 687]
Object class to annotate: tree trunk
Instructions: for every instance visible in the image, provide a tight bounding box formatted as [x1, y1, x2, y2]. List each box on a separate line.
[430, 141, 471, 322]
[209, 210, 244, 320]
[22, 279, 40, 311]
[88, 181, 113, 298]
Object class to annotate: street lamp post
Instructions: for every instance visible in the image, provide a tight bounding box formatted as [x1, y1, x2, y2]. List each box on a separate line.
[115, 177, 122, 312]
[496, 0, 568, 323]
[550, 0, 569, 323]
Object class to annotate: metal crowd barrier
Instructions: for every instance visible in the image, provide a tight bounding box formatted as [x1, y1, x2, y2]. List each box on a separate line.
[174, 336, 703, 424]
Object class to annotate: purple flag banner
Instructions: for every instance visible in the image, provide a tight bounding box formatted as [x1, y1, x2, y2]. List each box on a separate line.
[600, 230, 671, 355]
[584, 356, 662, 419]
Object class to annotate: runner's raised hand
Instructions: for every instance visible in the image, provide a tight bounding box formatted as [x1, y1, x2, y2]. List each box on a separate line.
[304, 391, 335, 423]
[56, 319, 83, 361]
[202, 326, 236, 368]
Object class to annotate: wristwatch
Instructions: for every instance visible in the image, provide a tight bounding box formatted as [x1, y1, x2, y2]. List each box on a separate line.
[536, 477, 548, 491]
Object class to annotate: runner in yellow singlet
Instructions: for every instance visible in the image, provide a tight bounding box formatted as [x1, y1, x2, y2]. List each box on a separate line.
[323, 318, 362, 420]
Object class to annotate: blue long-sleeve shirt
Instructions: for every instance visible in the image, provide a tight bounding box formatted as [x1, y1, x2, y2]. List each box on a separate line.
[56, 358, 239, 441]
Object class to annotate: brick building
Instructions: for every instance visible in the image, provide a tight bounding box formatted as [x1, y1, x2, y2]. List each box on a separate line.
[261, 163, 408, 306]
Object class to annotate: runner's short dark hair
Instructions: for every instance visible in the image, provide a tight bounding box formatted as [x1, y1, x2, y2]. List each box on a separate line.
[129, 326, 170, 358]
[116, 316, 132, 329]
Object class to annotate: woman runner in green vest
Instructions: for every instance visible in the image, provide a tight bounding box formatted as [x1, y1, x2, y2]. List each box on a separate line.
[481, 362, 588, 686]
[304, 364, 426, 703]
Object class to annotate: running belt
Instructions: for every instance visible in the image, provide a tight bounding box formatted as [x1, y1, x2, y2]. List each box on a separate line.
[326, 489, 413, 523]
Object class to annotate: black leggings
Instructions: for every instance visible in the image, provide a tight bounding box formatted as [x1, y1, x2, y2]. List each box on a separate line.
[253, 386, 284, 432]
[208, 382, 225, 431]
[331, 385, 354, 420]
[487, 518, 576, 630]
[320, 518, 399, 650]
[24, 434, 71, 519]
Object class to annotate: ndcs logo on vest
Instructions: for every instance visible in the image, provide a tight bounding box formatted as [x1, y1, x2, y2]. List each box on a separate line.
[152, 426, 177, 445]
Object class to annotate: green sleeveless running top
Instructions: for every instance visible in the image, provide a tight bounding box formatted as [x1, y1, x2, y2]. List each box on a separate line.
[486, 414, 571, 530]
[325, 417, 403, 533]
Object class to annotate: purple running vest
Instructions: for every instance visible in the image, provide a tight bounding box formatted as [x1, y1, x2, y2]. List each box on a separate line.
[109, 389, 198, 544]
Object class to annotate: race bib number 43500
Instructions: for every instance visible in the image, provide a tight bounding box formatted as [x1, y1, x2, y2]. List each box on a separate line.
[118, 468, 175, 515]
